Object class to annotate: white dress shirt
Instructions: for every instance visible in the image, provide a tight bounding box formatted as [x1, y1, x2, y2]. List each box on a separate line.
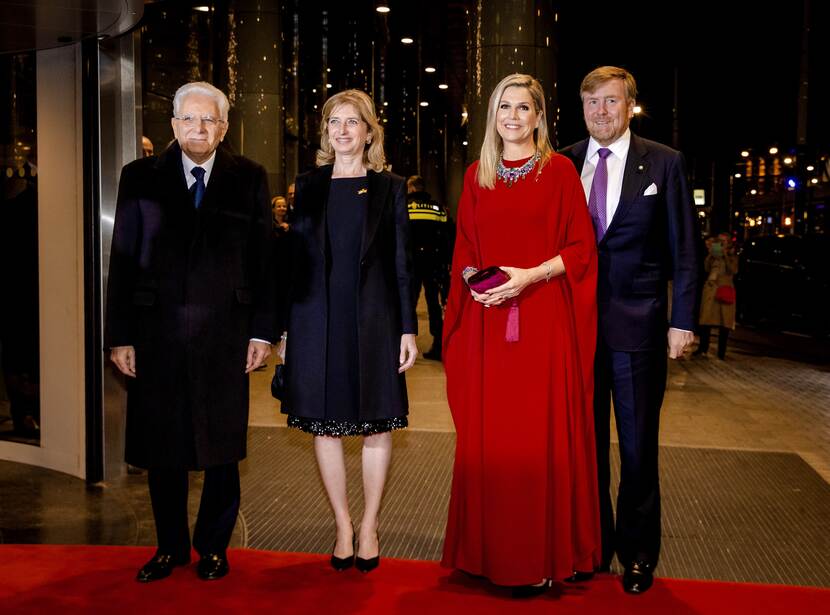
[579, 128, 631, 228]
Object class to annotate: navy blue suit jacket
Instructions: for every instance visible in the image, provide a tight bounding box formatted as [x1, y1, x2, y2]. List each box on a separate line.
[560, 134, 698, 351]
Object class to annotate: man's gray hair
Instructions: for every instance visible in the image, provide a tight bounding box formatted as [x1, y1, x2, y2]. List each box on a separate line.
[172, 82, 230, 120]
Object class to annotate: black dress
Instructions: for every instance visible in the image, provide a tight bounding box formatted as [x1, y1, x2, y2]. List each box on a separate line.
[287, 177, 408, 436]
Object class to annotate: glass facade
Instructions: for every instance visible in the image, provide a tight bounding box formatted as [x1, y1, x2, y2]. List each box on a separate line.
[138, 0, 477, 210]
[0, 52, 39, 444]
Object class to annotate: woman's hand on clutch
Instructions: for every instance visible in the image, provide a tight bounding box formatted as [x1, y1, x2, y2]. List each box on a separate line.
[398, 333, 418, 373]
[477, 266, 535, 306]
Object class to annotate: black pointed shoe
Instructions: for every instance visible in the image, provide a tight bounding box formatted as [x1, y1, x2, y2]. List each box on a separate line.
[355, 554, 379, 573]
[356, 529, 380, 573]
[511, 579, 551, 598]
[564, 570, 595, 583]
[564, 561, 612, 583]
[136, 552, 190, 583]
[331, 528, 356, 571]
[197, 553, 230, 580]
[623, 561, 654, 594]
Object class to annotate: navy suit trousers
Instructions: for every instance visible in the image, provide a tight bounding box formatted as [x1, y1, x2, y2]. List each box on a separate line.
[594, 340, 667, 567]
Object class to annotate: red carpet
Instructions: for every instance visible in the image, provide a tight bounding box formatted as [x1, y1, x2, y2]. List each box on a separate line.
[1, 545, 828, 614]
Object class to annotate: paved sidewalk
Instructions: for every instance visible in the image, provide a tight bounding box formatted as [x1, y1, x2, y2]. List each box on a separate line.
[662, 348, 830, 482]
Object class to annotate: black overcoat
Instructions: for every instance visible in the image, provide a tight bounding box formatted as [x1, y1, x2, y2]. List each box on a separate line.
[280, 165, 417, 421]
[104, 143, 275, 469]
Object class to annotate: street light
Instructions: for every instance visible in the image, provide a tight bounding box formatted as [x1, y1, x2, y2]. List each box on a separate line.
[375, 2, 390, 13]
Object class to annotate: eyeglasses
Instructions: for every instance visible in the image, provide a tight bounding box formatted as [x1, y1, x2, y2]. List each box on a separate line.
[173, 115, 226, 127]
[328, 117, 363, 129]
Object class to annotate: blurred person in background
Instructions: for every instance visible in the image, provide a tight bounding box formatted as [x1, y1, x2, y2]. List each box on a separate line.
[694, 233, 737, 359]
[406, 175, 451, 361]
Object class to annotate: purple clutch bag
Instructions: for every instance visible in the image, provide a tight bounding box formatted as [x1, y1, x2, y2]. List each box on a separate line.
[467, 266, 509, 293]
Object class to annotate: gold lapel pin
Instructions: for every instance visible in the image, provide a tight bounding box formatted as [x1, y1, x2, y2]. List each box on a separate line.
[358, 188, 368, 195]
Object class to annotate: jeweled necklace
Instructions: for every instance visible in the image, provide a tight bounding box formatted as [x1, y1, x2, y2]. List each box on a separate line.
[496, 150, 540, 187]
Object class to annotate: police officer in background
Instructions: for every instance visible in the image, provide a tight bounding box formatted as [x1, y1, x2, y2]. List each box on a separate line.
[406, 175, 451, 361]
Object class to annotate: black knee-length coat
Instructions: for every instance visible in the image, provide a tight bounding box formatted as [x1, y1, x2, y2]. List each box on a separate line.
[280, 165, 417, 421]
[105, 143, 275, 469]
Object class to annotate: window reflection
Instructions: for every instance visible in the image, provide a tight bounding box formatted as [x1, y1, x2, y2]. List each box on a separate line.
[0, 51, 39, 444]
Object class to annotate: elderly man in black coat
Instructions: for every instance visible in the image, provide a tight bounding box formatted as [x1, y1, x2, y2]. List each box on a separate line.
[105, 81, 275, 582]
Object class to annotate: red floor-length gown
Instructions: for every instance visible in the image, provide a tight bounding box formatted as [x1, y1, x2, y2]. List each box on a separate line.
[441, 154, 601, 585]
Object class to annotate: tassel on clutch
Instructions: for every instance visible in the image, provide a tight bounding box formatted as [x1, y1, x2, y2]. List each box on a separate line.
[467, 266, 520, 343]
[505, 301, 519, 342]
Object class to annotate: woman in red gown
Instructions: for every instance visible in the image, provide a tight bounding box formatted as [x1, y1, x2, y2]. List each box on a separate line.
[442, 74, 601, 595]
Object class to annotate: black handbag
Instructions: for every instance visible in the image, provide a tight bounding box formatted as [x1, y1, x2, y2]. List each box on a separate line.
[271, 363, 287, 401]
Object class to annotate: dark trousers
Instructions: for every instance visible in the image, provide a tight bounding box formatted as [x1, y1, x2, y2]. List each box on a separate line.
[697, 326, 729, 359]
[147, 462, 240, 558]
[411, 259, 444, 344]
[594, 341, 667, 568]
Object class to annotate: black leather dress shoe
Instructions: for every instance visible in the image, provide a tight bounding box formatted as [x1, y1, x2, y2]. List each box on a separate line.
[623, 561, 654, 594]
[511, 580, 551, 598]
[136, 553, 190, 583]
[197, 553, 230, 580]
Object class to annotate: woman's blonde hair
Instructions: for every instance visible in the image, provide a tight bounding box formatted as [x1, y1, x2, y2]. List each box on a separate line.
[477, 74, 552, 189]
[316, 89, 385, 172]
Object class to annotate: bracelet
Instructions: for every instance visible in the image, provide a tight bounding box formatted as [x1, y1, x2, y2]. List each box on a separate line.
[462, 266, 478, 282]
[542, 260, 552, 283]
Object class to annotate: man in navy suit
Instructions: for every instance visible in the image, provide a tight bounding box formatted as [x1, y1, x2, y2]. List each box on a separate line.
[560, 66, 697, 594]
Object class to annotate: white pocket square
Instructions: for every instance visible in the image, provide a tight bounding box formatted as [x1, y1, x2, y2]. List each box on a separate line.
[643, 183, 658, 196]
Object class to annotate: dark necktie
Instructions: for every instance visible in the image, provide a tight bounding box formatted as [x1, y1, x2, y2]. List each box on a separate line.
[191, 166, 206, 209]
[587, 147, 611, 241]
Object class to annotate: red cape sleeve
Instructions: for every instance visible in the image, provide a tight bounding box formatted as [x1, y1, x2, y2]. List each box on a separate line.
[442, 164, 483, 428]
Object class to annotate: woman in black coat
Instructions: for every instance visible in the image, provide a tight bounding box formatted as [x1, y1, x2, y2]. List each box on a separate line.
[278, 89, 417, 573]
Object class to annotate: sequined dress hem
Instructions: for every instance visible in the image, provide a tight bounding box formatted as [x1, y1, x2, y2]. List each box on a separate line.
[287, 416, 408, 436]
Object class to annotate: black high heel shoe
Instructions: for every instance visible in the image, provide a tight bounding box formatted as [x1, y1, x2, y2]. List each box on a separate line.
[330, 524, 355, 571]
[355, 531, 380, 573]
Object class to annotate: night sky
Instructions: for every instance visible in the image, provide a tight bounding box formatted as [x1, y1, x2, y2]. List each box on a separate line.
[555, 1, 829, 170]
